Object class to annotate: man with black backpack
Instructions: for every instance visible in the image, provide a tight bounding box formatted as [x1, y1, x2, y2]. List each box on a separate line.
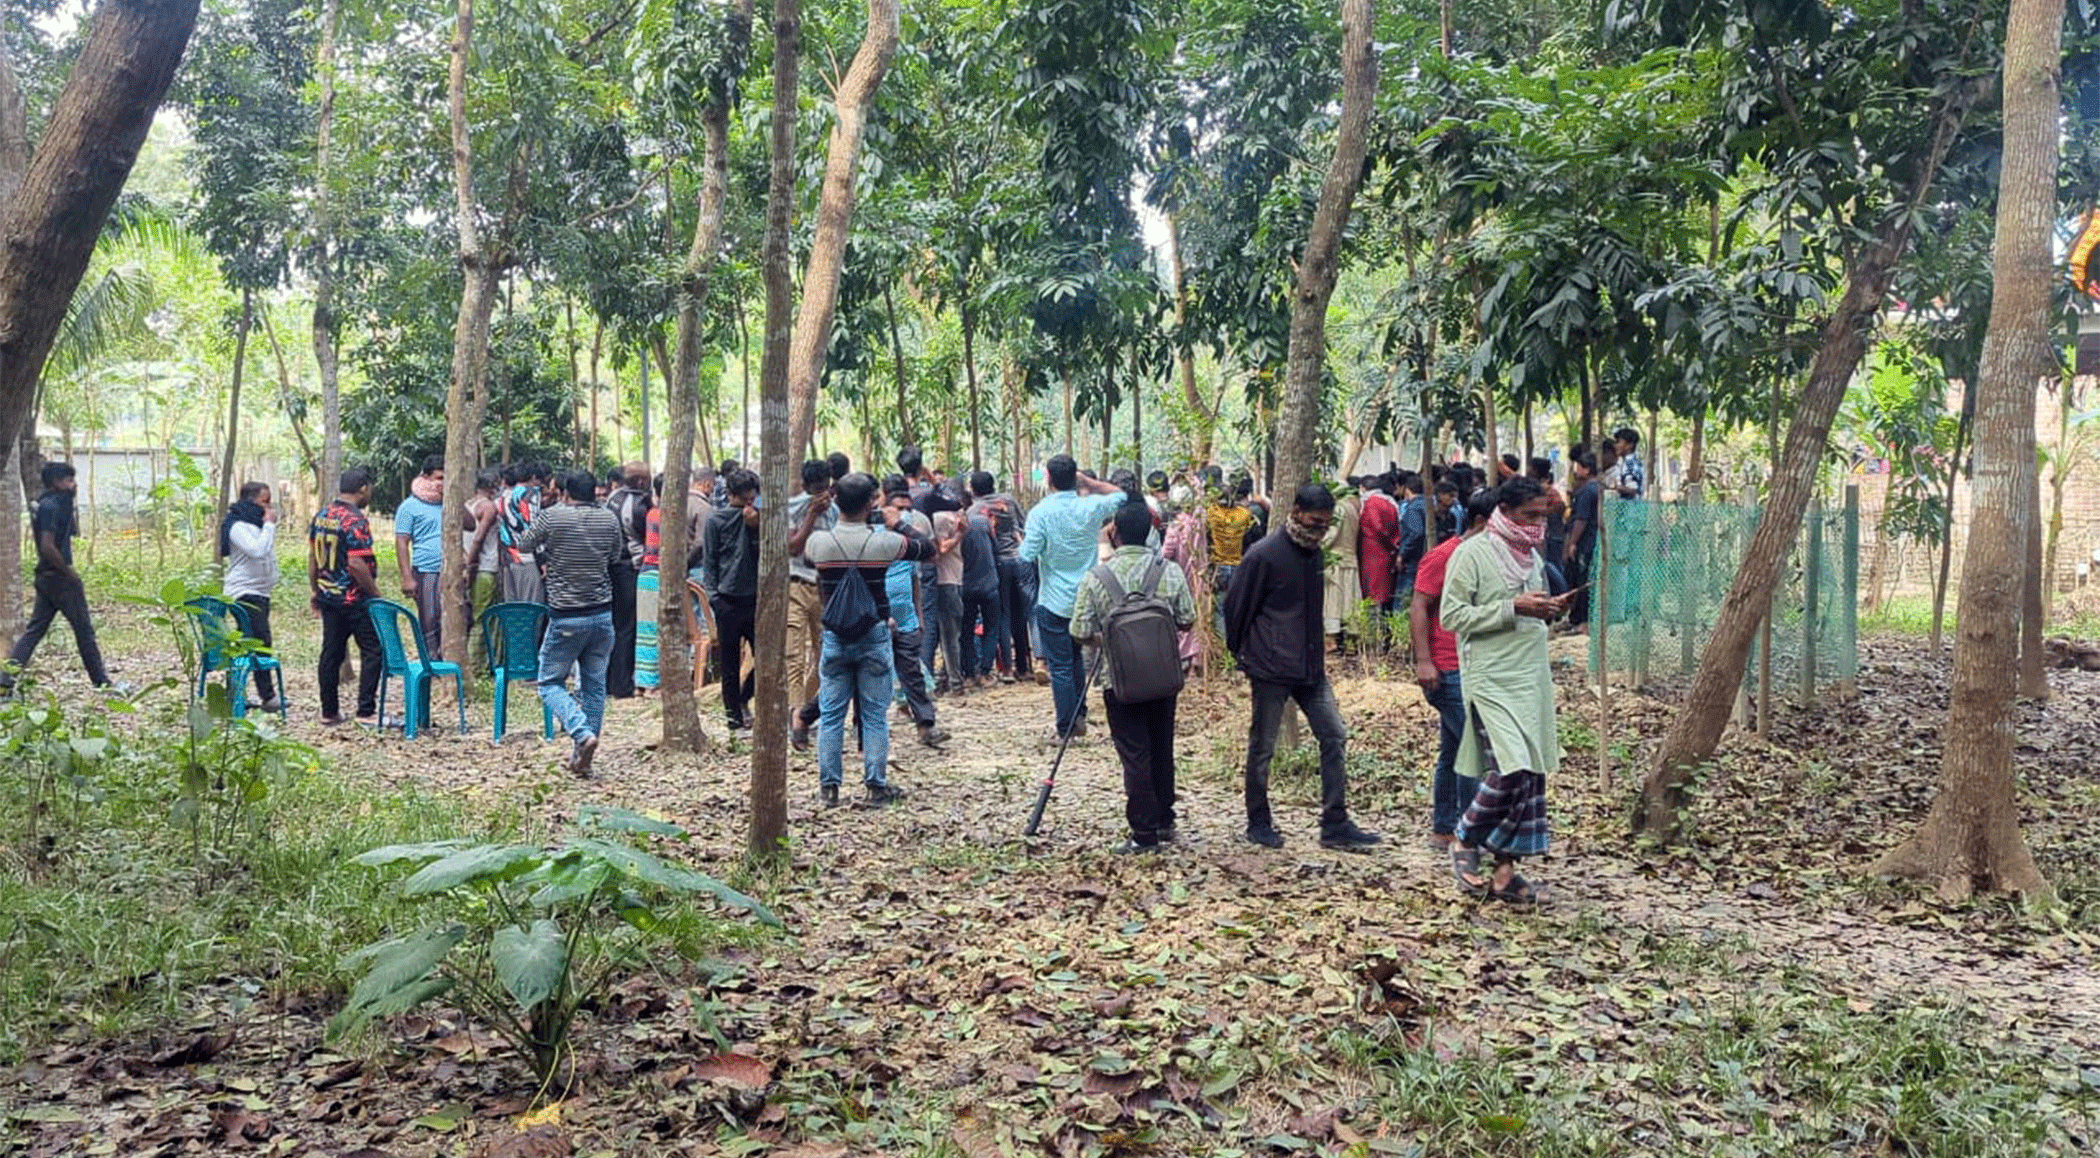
[803, 472, 940, 809]
[1070, 502, 1196, 854]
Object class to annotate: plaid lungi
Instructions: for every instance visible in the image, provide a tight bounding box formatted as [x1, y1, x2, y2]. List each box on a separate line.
[1457, 704, 1549, 858]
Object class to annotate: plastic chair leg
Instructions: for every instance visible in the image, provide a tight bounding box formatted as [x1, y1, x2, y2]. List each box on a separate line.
[402, 673, 422, 740]
[230, 660, 249, 719]
[450, 672, 466, 734]
[492, 672, 508, 741]
[542, 703, 554, 741]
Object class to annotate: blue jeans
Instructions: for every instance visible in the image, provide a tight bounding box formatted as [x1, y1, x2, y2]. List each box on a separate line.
[1423, 670, 1476, 836]
[1036, 605, 1083, 734]
[819, 624, 894, 788]
[537, 609, 613, 741]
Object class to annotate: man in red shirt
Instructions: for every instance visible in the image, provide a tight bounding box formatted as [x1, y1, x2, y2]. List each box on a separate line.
[1410, 490, 1498, 846]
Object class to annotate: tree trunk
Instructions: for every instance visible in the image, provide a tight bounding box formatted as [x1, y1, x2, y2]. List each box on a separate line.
[217, 289, 253, 511]
[0, 0, 201, 462]
[750, 0, 802, 861]
[2017, 458, 2049, 697]
[962, 296, 982, 468]
[1871, 0, 2055, 898]
[661, 4, 748, 754]
[1165, 211, 1213, 465]
[1269, 0, 1374, 505]
[1, 31, 29, 639]
[313, 0, 343, 493]
[884, 280, 909, 444]
[2042, 378, 2075, 617]
[1930, 405, 1968, 652]
[783, 0, 901, 458]
[1637, 141, 1963, 837]
[1686, 408, 1705, 484]
[257, 303, 321, 497]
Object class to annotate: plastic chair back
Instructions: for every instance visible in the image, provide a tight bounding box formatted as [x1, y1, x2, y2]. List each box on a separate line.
[183, 596, 242, 675]
[366, 599, 421, 677]
[482, 602, 548, 680]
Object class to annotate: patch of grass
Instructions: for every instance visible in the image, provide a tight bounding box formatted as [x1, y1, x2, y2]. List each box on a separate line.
[1340, 984, 2095, 1157]
[0, 743, 476, 1063]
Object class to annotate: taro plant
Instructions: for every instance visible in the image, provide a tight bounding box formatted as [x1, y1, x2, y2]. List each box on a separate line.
[328, 806, 780, 1089]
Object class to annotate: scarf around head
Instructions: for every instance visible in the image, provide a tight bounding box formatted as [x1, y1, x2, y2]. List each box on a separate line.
[411, 474, 445, 505]
[1485, 507, 1544, 591]
[1284, 515, 1325, 553]
[219, 499, 265, 559]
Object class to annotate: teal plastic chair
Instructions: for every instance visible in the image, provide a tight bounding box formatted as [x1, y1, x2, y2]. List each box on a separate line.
[223, 599, 287, 721]
[366, 599, 467, 739]
[481, 601, 553, 742]
[183, 596, 245, 712]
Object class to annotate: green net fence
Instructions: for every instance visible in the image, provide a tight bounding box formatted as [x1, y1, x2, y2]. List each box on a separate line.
[1587, 490, 1859, 700]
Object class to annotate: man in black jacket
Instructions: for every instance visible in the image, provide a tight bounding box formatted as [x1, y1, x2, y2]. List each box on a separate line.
[1223, 483, 1382, 852]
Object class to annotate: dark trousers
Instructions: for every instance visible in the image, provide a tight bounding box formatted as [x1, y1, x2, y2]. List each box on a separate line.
[1243, 677, 1351, 835]
[997, 558, 1035, 674]
[711, 591, 756, 726]
[917, 563, 939, 678]
[236, 594, 277, 702]
[5, 571, 109, 687]
[963, 588, 999, 677]
[891, 622, 936, 727]
[1563, 552, 1592, 627]
[317, 599, 383, 720]
[1423, 670, 1476, 836]
[608, 560, 638, 698]
[934, 583, 967, 691]
[1106, 689, 1178, 844]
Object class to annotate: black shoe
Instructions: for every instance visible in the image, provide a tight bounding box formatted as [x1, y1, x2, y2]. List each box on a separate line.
[1159, 825, 1178, 844]
[865, 783, 906, 807]
[571, 733, 600, 777]
[1111, 839, 1162, 856]
[918, 725, 950, 748]
[820, 784, 840, 809]
[1320, 822, 1383, 851]
[791, 726, 811, 751]
[1244, 826, 1285, 849]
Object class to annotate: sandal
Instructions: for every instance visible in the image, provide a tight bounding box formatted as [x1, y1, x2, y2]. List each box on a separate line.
[1450, 847, 1488, 897]
[1486, 873, 1542, 906]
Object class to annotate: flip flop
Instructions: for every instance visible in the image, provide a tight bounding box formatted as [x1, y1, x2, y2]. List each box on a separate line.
[1487, 873, 1542, 906]
[1450, 847, 1488, 897]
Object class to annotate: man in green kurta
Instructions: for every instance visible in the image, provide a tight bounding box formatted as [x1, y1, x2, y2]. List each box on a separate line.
[1438, 476, 1571, 903]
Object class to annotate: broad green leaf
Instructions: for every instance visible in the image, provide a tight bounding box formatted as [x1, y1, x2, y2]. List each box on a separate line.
[568, 838, 779, 926]
[577, 804, 688, 838]
[491, 919, 567, 1012]
[352, 839, 473, 867]
[329, 925, 464, 1039]
[400, 844, 545, 895]
[529, 860, 611, 908]
[67, 736, 110, 760]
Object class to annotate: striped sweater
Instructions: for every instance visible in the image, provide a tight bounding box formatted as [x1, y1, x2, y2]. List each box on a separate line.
[516, 501, 625, 614]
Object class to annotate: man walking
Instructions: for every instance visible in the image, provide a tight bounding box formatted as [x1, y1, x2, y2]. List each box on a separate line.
[1070, 502, 1196, 853]
[805, 472, 939, 807]
[394, 454, 447, 652]
[703, 468, 761, 733]
[1223, 483, 1381, 852]
[786, 459, 838, 747]
[515, 469, 626, 775]
[1019, 454, 1127, 742]
[973, 471, 1033, 683]
[1, 461, 124, 693]
[604, 462, 651, 699]
[310, 469, 385, 725]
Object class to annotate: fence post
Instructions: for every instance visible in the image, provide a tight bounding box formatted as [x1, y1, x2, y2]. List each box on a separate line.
[1839, 484, 1860, 697]
[1681, 484, 1702, 674]
[1801, 498, 1822, 707]
[1595, 495, 1612, 791]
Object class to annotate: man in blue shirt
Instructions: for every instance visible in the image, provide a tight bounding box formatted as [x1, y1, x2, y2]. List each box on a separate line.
[394, 454, 448, 655]
[1019, 454, 1129, 742]
[1606, 427, 1646, 499]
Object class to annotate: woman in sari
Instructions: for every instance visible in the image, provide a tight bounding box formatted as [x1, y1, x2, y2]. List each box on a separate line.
[1438, 476, 1570, 903]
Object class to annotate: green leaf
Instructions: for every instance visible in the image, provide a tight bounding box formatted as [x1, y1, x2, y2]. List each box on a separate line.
[328, 925, 464, 1039]
[352, 839, 474, 868]
[491, 919, 568, 1012]
[1479, 1114, 1527, 1136]
[67, 736, 110, 761]
[400, 844, 546, 896]
[577, 804, 688, 838]
[568, 838, 779, 926]
[529, 859, 612, 908]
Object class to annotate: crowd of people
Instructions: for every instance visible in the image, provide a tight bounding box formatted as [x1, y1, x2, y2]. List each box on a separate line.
[0, 428, 1647, 902]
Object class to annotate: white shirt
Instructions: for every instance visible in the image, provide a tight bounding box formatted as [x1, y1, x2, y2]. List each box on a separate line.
[224, 520, 279, 600]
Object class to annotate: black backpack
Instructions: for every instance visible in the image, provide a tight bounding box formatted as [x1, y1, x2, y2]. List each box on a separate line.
[819, 530, 882, 641]
[1090, 555, 1185, 704]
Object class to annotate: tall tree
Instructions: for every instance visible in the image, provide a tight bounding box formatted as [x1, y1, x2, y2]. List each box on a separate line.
[1268, 0, 1373, 503]
[1872, 0, 2058, 898]
[312, 0, 344, 493]
[0, 0, 201, 501]
[749, 0, 801, 859]
[783, 0, 900, 456]
[0, 21, 32, 639]
[1632, 0, 1993, 836]
[658, 0, 753, 754]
